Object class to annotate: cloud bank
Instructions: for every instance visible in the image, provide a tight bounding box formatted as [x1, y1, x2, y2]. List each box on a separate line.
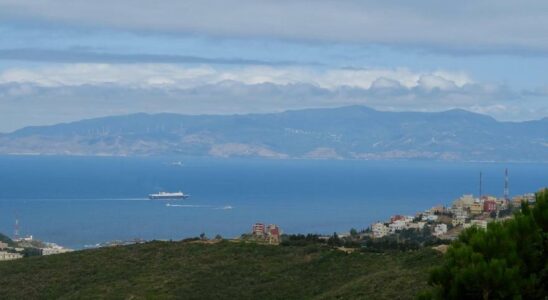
[2, 0, 548, 54]
[0, 63, 472, 90]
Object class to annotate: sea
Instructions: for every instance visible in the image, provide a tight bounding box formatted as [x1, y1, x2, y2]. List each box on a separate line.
[0, 155, 546, 249]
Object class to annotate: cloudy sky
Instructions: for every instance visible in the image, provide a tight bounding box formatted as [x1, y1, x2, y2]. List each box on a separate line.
[1, 0, 547, 132]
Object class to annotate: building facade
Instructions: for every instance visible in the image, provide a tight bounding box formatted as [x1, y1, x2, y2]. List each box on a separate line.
[372, 222, 389, 238]
[252, 223, 266, 237]
[0, 251, 23, 261]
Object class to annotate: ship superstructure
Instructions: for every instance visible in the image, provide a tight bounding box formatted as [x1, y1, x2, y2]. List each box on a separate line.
[148, 191, 189, 200]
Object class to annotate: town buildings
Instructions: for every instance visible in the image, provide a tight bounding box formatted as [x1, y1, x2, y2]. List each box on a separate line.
[483, 200, 497, 212]
[266, 224, 281, 244]
[470, 202, 483, 215]
[251, 223, 282, 244]
[372, 222, 389, 238]
[252, 223, 266, 237]
[452, 194, 475, 210]
[388, 220, 407, 233]
[433, 224, 447, 236]
[512, 193, 536, 205]
[41, 243, 73, 256]
[0, 251, 23, 261]
[369, 188, 532, 241]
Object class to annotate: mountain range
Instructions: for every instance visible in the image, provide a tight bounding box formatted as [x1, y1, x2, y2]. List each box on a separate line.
[1, 106, 547, 161]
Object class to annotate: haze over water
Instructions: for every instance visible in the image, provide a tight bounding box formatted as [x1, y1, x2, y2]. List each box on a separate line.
[0, 155, 546, 249]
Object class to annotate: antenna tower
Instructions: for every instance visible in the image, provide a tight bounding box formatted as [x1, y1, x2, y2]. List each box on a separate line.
[479, 171, 483, 198]
[504, 168, 509, 200]
[14, 218, 19, 240]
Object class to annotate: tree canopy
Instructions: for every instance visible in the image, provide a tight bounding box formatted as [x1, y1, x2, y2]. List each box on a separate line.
[422, 189, 548, 299]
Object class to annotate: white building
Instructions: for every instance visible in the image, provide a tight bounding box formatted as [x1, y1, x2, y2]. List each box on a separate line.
[389, 220, 407, 233]
[451, 206, 469, 219]
[14, 235, 33, 242]
[407, 221, 426, 230]
[433, 224, 448, 236]
[0, 251, 23, 261]
[453, 194, 475, 209]
[422, 214, 438, 222]
[40, 242, 73, 256]
[464, 219, 488, 230]
[372, 222, 389, 238]
[41, 247, 72, 256]
[452, 215, 467, 227]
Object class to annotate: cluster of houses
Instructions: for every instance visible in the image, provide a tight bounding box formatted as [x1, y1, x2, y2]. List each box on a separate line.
[0, 235, 73, 262]
[0, 241, 23, 261]
[251, 223, 282, 244]
[371, 192, 537, 240]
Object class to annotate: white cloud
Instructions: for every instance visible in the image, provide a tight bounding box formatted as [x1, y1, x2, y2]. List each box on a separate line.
[0, 63, 473, 90]
[418, 75, 458, 91]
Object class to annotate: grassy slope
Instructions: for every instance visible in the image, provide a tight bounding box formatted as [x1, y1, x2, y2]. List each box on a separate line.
[0, 241, 440, 299]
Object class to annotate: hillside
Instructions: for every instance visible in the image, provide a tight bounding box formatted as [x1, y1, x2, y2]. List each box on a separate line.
[0, 240, 440, 299]
[1, 106, 546, 161]
[0, 233, 14, 246]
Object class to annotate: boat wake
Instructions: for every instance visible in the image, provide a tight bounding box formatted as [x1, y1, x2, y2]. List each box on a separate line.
[166, 204, 211, 208]
[214, 205, 233, 210]
[165, 203, 233, 210]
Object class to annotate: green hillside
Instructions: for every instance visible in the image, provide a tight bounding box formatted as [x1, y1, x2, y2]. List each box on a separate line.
[0, 241, 440, 299]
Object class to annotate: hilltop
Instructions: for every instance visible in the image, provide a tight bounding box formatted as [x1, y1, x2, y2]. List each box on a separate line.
[1, 106, 546, 161]
[0, 240, 440, 299]
[0, 233, 14, 246]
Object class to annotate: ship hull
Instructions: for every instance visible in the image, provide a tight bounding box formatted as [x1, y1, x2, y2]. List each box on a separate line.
[148, 195, 189, 200]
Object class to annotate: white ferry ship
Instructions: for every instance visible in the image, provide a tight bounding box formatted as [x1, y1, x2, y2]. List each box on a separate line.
[148, 191, 190, 200]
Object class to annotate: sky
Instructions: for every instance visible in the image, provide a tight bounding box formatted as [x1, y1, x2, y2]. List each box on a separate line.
[0, 0, 547, 132]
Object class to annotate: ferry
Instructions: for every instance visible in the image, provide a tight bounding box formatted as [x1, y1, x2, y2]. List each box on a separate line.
[148, 191, 190, 200]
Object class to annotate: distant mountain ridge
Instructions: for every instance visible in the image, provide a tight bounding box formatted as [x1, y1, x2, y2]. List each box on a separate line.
[1, 106, 547, 161]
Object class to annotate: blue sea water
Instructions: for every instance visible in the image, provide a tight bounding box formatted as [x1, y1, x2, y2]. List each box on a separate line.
[0, 155, 546, 249]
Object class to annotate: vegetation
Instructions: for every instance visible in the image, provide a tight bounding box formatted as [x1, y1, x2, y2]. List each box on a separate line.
[280, 233, 326, 247]
[421, 189, 548, 299]
[0, 240, 440, 299]
[363, 228, 444, 252]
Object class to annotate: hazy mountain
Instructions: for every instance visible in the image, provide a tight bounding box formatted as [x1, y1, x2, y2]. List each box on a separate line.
[1, 106, 546, 161]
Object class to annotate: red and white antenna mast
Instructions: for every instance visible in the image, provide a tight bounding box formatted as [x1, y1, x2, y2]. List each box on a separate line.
[14, 218, 19, 240]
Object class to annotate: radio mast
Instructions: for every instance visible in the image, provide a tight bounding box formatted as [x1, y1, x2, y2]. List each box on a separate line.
[14, 218, 19, 240]
[479, 171, 483, 199]
[504, 168, 509, 200]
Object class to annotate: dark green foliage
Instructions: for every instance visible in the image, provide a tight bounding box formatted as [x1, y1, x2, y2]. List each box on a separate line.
[21, 247, 42, 257]
[280, 234, 326, 247]
[327, 232, 342, 247]
[425, 189, 548, 299]
[363, 228, 444, 252]
[0, 240, 440, 299]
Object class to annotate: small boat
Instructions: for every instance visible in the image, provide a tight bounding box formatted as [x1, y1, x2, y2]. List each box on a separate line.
[148, 191, 190, 200]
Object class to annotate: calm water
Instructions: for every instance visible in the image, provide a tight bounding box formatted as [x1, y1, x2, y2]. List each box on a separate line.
[0, 155, 546, 249]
